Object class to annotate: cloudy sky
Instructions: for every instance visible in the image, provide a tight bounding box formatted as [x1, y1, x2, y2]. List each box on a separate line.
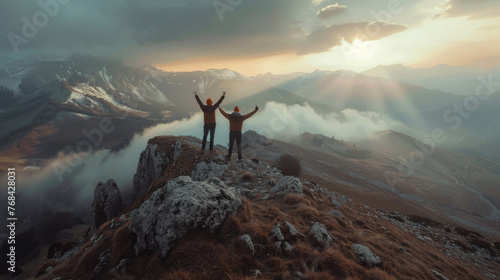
[1, 0, 499, 74]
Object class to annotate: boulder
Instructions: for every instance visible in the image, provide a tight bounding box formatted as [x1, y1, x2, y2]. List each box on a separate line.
[131, 144, 171, 201]
[351, 244, 382, 267]
[191, 159, 227, 181]
[90, 179, 122, 233]
[270, 176, 303, 194]
[129, 176, 241, 256]
[309, 222, 335, 249]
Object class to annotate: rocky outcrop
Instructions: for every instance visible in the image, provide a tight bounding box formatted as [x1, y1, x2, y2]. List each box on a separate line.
[90, 179, 122, 233]
[131, 141, 183, 201]
[351, 244, 382, 267]
[191, 157, 228, 181]
[270, 176, 303, 194]
[129, 176, 241, 256]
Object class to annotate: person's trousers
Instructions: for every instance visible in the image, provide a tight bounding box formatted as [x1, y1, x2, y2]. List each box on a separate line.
[228, 131, 242, 159]
[202, 123, 216, 150]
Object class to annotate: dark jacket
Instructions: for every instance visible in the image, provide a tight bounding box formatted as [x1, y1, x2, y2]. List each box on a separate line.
[219, 108, 258, 131]
[195, 95, 224, 124]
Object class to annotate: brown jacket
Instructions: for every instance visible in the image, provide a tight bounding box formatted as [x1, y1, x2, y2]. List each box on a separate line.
[219, 108, 258, 131]
[196, 94, 225, 124]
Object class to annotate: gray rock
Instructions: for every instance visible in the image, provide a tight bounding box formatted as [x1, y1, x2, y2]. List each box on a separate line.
[329, 210, 344, 218]
[331, 200, 342, 208]
[44, 266, 54, 274]
[284, 241, 294, 253]
[309, 222, 335, 249]
[131, 144, 170, 200]
[351, 244, 382, 267]
[191, 160, 228, 181]
[284, 221, 302, 237]
[129, 176, 241, 256]
[173, 141, 182, 160]
[270, 176, 303, 194]
[240, 234, 255, 254]
[94, 249, 110, 273]
[271, 226, 285, 241]
[89, 179, 122, 233]
[52, 278, 62, 280]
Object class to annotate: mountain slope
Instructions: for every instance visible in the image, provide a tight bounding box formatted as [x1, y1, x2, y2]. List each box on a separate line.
[10, 135, 498, 280]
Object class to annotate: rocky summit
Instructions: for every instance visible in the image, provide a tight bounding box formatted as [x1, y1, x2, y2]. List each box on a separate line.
[28, 135, 500, 280]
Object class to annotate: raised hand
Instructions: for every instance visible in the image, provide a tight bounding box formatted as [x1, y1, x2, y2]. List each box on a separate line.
[223, 91, 226, 96]
[194, 91, 197, 95]
[255, 105, 259, 111]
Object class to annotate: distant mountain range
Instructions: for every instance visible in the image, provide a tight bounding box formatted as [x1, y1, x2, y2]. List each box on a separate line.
[362, 64, 500, 96]
[1, 55, 499, 165]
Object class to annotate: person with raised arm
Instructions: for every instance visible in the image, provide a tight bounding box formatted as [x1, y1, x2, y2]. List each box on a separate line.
[194, 91, 225, 152]
[219, 105, 259, 160]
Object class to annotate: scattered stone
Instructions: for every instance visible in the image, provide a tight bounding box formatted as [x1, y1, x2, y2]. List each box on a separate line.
[44, 266, 54, 274]
[191, 160, 228, 181]
[52, 277, 62, 280]
[262, 194, 271, 200]
[109, 258, 131, 278]
[240, 234, 255, 254]
[309, 222, 335, 249]
[129, 176, 241, 256]
[119, 214, 127, 220]
[284, 221, 303, 237]
[94, 249, 111, 273]
[284, 241, 294, 253]
[271, 226, 285, 241]
[331, 200, 342, 208]
[270, 176, 303, 194]
[351, 244, 382, 267]
[89, 179, 122, 233]
[329, 210, 344, 218]
[254, 269, 262, 278]
[110, 219, 123, 229]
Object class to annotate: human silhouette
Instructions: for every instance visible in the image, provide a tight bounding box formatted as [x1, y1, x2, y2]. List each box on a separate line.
[219, 105, 258, 160]
[194, 91, 225, 151]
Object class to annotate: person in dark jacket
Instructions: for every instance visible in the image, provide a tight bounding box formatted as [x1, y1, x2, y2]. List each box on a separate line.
[219, 105, 258, 160]
[195, 91, 225, 151]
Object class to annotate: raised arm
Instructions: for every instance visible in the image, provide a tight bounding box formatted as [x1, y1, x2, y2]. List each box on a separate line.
[218, 107, 230, 119]
[242, 106, 259, 120]
[194, 92, 203, 108]
[214, 91, 226, 108]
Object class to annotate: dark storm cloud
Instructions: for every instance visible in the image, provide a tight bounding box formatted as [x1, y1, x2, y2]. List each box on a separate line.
[0, 0, 409, 62]
[434, 0, 500, 19]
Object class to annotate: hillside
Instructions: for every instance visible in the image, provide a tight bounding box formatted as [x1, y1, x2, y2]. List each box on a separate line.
[6, 135, 499, 280]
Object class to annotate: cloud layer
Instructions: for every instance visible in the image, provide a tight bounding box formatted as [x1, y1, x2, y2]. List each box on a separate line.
[434, 0, 500, 19]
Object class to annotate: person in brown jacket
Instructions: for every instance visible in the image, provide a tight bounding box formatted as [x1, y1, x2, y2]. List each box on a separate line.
[195, 91, 225, 151]
[219, 105, 259, 160]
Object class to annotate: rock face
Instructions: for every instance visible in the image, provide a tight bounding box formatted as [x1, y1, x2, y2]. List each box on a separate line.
[131, 143, 172, 201]
[129, 176, 241, 256]
[191, 158, 228, 181]
[351, 244, 382, 267]
[90, 179, 122, 233]
[270, 176, 303, 194]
